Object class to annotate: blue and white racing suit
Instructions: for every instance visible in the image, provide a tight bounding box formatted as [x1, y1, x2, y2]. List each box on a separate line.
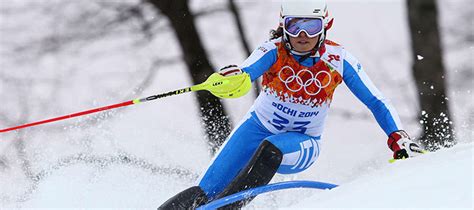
[198, 38, 403, 199]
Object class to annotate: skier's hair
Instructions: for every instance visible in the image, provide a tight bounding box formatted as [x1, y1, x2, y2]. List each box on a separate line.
[269, 26, 283, 40]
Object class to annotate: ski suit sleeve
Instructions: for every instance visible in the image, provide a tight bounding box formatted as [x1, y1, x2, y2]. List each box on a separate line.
[342, 50, 403, 136]
[240, 41, 278, 82]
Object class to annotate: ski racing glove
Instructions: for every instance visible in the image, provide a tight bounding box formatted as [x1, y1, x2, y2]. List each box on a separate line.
[218, 65, 244, 77]
[387, 130, 424, 159]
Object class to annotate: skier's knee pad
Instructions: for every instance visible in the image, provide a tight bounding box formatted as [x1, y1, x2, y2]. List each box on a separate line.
[265, 132, 321, 174]
[158, 186, 208, 210]
[214, 140, 282, 208]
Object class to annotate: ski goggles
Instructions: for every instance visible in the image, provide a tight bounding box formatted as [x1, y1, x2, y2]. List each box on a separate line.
[283, 17, 324, 38]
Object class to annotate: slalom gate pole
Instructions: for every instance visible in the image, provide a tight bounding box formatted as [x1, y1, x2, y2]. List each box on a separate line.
[197, 180, 338, 210]
[0, 87, 194, 133]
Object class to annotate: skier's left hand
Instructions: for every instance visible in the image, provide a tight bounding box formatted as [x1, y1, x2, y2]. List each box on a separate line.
[387, 130, 424, 159]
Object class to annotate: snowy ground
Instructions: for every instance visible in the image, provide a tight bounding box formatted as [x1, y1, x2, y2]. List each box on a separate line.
[2, 142, 472, 209]
[0, 0, 472, 209]
[251, 143, 473, 209]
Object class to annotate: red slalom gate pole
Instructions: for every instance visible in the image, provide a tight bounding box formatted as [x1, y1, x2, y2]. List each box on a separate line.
[0, 87, 194, 133]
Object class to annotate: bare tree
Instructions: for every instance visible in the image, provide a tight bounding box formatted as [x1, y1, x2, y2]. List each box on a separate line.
[2, 0, 235, 153]
[228, 0, 252, 56]
[406, 0, 455, 150]
[146, 0, 231, 152]
[0, 1, 167, 194]
[0, 0, 235, 202]
[228, 0, 261, 95]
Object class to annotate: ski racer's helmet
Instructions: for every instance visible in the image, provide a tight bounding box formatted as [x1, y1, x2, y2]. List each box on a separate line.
[280, 0, 334, 54]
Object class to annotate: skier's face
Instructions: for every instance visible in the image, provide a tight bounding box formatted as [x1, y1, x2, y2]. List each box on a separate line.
[289, 32, 319, 53]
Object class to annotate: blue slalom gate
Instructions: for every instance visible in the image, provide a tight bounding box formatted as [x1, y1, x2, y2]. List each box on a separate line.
[197, 180, 338, 210]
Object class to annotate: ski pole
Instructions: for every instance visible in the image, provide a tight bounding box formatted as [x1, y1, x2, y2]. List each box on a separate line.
[0, 73, 251, 133]
[388, 150, 428, 163]
[0, 87, 193, 133]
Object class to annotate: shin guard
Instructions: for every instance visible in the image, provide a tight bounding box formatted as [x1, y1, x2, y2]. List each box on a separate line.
[214, 140, 282, 209]
[158, 186, 208, 210]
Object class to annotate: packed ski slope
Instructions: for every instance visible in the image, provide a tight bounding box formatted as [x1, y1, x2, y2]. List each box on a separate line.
[250, 143, 473, 209]
[3, 142, 472, 209]
[0, 0, 472, 209]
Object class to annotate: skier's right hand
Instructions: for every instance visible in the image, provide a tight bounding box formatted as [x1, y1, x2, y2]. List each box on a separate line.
[203, 65, 251, 99]
[387, 130, 424, 159]
[218, 65, 244, 77]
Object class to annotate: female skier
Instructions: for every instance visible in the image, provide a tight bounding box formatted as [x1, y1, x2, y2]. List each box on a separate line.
[160, 0, 423, 208]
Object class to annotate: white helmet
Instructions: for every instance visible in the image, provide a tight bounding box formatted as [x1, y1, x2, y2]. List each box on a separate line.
[279, 0, 333, 54]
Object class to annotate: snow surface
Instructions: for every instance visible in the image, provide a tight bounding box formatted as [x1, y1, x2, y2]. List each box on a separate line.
[254, 143, 474, 209]
[0, 0, 472, 209]
[2, 143, 472, 209]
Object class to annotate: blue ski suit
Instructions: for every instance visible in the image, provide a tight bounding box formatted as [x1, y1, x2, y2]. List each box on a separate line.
[198, 38, 403, 199]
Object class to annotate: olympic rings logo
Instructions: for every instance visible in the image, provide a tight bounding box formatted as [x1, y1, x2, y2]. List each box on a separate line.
[278, 66, 332, 96]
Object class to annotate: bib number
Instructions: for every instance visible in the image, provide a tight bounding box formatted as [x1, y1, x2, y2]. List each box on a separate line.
[268, 112, 310, 133]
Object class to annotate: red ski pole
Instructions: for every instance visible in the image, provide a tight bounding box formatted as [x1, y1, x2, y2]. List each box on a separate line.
[0, 72, 250, 133]
[0, 87, 193, 133]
